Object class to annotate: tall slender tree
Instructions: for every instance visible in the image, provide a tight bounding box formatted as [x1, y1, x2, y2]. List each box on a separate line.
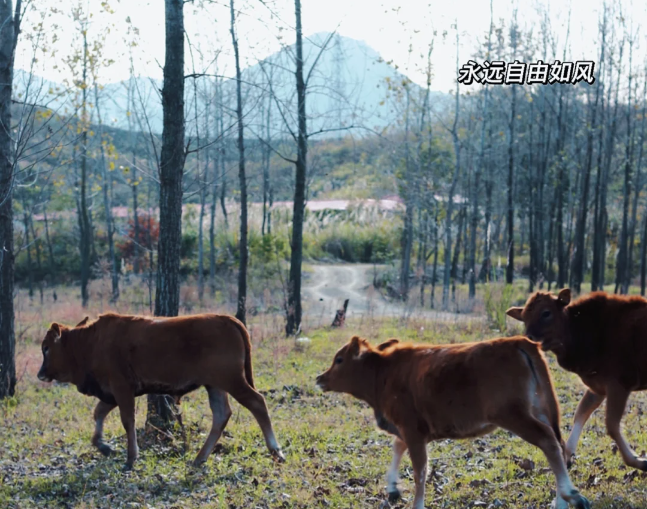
[148, 0, 185, 430]
[505, 13, 518, 285]
[0, 0, 21, 399]
[285, 0, 308, 335]
[442, 23, 461, 310]
[230, 0, 248, 324]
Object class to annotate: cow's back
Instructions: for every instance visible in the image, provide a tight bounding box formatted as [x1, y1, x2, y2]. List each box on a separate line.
[380, 337, 538, 439]
[89, 313, 250, 394]
[568, 294, 647, 389]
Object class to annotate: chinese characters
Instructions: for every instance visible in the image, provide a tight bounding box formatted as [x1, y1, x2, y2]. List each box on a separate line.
[457, 60, 595, 85]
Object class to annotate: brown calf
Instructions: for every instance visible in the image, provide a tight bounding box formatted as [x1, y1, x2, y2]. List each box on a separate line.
[508, 288, 647, 471]
[37, 313, 284, 469]
[316, 335, 589, 509]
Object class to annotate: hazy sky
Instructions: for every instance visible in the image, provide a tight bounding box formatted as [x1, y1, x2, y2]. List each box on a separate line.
[14, 0, 647, 94]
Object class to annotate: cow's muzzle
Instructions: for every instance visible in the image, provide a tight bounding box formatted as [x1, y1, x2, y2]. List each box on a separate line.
[37, 366, 52, 382]
[315, 373, 328, 391]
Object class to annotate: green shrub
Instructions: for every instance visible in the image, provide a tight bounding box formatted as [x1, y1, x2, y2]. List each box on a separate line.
[484, 283, 515, 332]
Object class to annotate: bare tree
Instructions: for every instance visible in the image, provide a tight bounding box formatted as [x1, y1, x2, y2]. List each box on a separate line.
[285, 0, 308, 335]
[0, 0, 21, 399]
[505, 13, 518, 285]
[230, 0, 248, 324]
[442, 23, 461, 310]
[148, 0, 185, 431]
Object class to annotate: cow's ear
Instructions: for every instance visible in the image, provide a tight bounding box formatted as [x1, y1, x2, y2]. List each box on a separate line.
[377, 338, 399, 351]
[557, 288, 571, 306]
[75, 316, 90, 327]
[506, 307, 524, 322]
[348, 335, 369, 357]
[49, 323, 61, 340]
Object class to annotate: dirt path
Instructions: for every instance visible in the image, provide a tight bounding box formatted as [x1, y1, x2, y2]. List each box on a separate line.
[302, 263, 480, 325]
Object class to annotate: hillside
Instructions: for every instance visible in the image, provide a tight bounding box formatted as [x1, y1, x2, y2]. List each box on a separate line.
[13, 33, 450, 136]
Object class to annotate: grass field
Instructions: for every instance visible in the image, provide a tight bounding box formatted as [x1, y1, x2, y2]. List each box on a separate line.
[4, 293, 647, 508]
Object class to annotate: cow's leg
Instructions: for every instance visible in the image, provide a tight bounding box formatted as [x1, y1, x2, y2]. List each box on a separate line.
[193, 388, 232, 466]
[229, 382, 285, 461]
[386, 436, 407, 502]
[605, 383, 647, 470]
[565, 390, 605, 467]
[92, 400, 116, 456]
[113, 390, 138, 470]
[401, 433, 427, 509]
[493, 410, 589, 509]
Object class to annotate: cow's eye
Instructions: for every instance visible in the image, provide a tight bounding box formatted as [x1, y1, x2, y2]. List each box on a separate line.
[43, 346, 49, 355]
[541, 310, 552, 320]
[335, 356, 343, 365]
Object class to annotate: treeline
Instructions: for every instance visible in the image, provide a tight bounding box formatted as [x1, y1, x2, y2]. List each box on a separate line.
[391, 2, 647, 307]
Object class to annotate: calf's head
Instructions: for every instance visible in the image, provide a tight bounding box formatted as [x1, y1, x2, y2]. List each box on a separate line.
[37, 317, 88, 383]
[506, 288, 571, 352]
[316, 336, 397, 400]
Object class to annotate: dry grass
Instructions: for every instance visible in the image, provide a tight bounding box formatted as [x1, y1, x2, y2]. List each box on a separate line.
[4, 286, 647, 508]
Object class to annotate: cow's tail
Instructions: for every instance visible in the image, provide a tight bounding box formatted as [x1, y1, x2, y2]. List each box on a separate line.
[232, 317, 255, 388]
[516, 340, 562, 445]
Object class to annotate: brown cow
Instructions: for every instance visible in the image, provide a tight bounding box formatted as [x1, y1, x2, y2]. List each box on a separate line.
[37, 313, 284, 469]
[316, 335, 589, 509]
[508, 288, 647, 471]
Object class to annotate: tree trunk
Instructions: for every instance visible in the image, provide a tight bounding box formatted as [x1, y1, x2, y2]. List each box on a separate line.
[627, 73, 647, 293]
[430, 203, 439, 309]
[218, 79, 228, 228]
[479, 124, 494, 282]
[148, 0, 185, 431]
[505, 80, 516, 285]
[570, 83, 601, 293]
[451, 205, 465, 301]
[194, 75, 206, 303]
[79, 31, 92, 308]
[28, 212, 43, 303]
[617, 39, 634, 294]
[286, 0, 308, 335]
[209, 84, 219, 297]
[43, 207, 55, 277]
[95, 84, 119, 302]
[132, 153, 141, 274]
[443, 26, 461, 310]
[0, 0, 19, 400]
[22, 204, 33, 300]
[230, 0, 248, 324]
[641, 211, 647, 295]
[471, 0, 492, 296]
[262, 80, 272, 236]
[400, 86, 413, 300]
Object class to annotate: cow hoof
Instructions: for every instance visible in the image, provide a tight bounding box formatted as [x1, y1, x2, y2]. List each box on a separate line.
[192, 458, 206, 468]
[573, 494, 590, 509]
[97, 443, 113, 457]
[387, 488, 401, 503]
[636, 458, 647, 472]
[122, 463, 134, 472]
[272, 449, 286, 463]
[566, 455, 573, 469]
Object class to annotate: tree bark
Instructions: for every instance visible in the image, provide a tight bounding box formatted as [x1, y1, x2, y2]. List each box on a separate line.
[627, 72, 647, 293]
[148, 0, 185, 431]
[209, 79, 219, 297]
[617, 38, 634, 294]
[400, 85, 413, 300]
[443, 25, 461, 310]
[79, 31, 92, 308]
[95, 83, 119, 302]
[286, 0, 308, 335]
[230, 0, 248, 324]
[0, 0, 19, 399]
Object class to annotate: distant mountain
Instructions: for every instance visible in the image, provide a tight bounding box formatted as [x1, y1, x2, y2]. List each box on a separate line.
[13, 33, 451, 137]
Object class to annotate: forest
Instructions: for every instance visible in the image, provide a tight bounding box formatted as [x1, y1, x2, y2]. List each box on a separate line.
[3, 0, 647, 507]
